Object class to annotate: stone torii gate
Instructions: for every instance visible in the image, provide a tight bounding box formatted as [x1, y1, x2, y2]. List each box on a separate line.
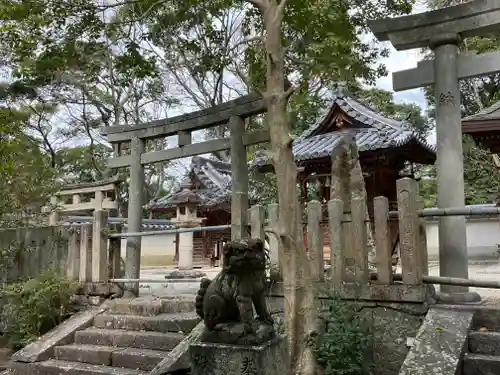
[368, 0, 500, 294]
[101, 94, 268, 297]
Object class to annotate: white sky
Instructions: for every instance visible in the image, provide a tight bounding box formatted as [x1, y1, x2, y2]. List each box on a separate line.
[374, 46, 435, 143]
[372, 2, 436, 144]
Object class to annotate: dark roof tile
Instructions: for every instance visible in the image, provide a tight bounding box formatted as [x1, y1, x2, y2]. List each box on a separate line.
[254, 91, 435, 167]
[463, 100, 500, 122]
[148, 156, 233, 210]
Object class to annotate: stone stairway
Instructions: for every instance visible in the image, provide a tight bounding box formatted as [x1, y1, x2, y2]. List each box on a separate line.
[10, 296, 200, 375]
[464, 309, 500, 375]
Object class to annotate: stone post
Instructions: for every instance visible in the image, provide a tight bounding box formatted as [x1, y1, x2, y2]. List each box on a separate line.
[92, 210, 109, 282]
[171, 200, 204, 271]
[125, 136, 145, 297]
[230, 116, 249, 241]
[431, 34, 468, 293]
[48, 196, 59, 226]
[190, 337, 287, 375]
[94, 190, 104, 210]
[178, 231, 194, 270]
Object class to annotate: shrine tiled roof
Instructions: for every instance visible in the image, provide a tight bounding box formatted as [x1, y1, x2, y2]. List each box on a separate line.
[291, 127, 433, 163]
[253, 91, 435, 167]
[148, 156, 233, 210]
[462, 100, 500, 122]
[62, 220, 176, 230]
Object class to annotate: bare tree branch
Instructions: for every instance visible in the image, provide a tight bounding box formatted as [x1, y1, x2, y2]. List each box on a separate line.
[275, 0, 289, 22]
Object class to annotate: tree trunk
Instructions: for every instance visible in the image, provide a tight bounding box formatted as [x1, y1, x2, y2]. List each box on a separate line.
[260, 5, 317, 375]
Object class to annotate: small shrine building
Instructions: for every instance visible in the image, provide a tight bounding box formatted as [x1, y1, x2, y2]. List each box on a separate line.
[462, 100, 500, 153]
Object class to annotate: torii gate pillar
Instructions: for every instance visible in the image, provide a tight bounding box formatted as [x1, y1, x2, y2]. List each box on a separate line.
[430, 34, 468, 293]
[368, 1, 500, 294]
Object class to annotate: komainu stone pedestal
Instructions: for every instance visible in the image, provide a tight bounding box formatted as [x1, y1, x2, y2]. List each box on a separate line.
[190, 336, 287, 375]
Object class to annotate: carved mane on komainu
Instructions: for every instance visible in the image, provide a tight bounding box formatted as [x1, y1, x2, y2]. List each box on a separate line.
[195, 238, 275, 344]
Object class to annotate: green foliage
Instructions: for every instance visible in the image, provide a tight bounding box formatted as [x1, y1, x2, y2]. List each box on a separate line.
[0, 272, 77, 350]
[313, 295, 373, 375]
[353, 87, 432, 136]
[249, 169, 278, 205]
[462, 136, 500, 204]
[118, 0, 416, 136]
[0, 93, 56, 225]
[242, 0, 415, 133]
[0, 0, 157, 86]
[55, 145, 111, 184]
[417, 136, 500, 206]
[417, 165, 438, 208]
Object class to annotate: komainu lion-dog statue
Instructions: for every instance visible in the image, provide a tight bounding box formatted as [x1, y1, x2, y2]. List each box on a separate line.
[195, 238, 275, 344]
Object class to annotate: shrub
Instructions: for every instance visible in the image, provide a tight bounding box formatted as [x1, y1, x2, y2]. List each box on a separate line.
[0, 272, 78, 350]
[312, 294, 373, 375]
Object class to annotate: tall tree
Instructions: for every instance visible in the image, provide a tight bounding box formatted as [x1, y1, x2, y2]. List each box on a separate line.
[0, 0, 180, 198]
[0, 83, 55, 226]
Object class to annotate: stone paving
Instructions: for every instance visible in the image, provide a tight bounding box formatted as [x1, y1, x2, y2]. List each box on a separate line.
[138, 260, 500, 298]
[427, 260, 500, 298]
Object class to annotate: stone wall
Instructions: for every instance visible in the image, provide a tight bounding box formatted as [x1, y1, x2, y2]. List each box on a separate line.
[267, 297, 428, 375]
[0, 226, 72, 282]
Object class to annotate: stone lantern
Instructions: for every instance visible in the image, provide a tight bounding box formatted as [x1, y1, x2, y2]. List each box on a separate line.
[169, 179, 205, 270]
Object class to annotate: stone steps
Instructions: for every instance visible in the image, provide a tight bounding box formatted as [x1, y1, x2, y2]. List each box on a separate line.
[469, 331, 500, 356]
[93, 312, 200, 334]
[7, 296, 199, 375]
[473, 309, 500, 331]
[106, 297, 196, 316]
[75, 327, 184, 351]
[464, 309, 500, 375]
[463, 353, 500, 375]
[54, 344, 168, 371]
[10, 359, 147, 375]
